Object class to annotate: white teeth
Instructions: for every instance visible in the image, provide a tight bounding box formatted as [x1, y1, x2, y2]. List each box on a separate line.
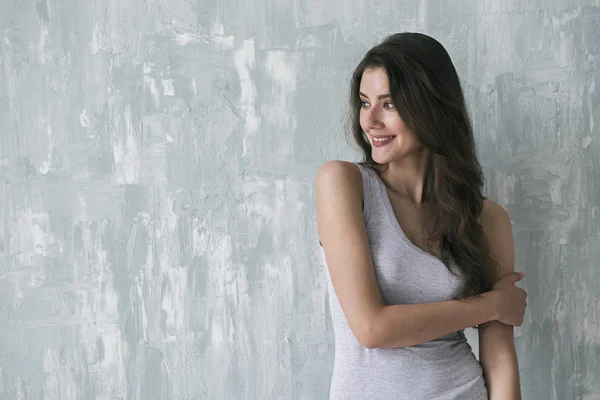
[373, 136, 394, 142]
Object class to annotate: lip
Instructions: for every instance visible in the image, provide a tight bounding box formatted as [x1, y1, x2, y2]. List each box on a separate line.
[370, 135, 396, 147]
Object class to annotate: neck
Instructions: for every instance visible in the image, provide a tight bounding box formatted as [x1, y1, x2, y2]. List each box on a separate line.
[376, 150, 430, 205]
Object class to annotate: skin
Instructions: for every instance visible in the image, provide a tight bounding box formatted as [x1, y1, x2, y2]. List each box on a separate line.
[322, 66, 523, 398]
[479, 202, 523, 399]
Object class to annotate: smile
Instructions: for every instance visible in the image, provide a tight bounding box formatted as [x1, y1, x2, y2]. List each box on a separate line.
[371, 136, 395, 147]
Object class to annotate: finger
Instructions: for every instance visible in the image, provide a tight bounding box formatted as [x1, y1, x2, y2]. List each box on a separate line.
[507, 271, 525, 284]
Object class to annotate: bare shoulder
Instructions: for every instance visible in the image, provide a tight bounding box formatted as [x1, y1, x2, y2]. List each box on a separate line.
[480, 198, 510, 222]
[316, 160, 362, 187]
[315, 160, 364, 214]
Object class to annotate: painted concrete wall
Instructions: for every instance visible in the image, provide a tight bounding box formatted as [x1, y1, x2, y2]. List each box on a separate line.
[1, 0, 598, 399]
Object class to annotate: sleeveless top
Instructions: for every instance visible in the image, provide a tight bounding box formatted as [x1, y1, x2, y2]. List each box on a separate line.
[320, 162, 488, 400]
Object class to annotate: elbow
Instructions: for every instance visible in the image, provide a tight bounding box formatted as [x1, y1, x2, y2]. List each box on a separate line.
[359, 334, 379, 349]
[357, 319, 381, 349]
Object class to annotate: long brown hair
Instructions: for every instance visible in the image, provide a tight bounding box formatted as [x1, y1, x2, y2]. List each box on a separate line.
[348, 32, 500, 321]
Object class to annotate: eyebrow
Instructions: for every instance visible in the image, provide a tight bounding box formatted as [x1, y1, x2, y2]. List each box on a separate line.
[359, 92, 392, 100]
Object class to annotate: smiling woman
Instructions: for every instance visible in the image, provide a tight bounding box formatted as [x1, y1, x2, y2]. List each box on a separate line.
[316, 32, 528, 400]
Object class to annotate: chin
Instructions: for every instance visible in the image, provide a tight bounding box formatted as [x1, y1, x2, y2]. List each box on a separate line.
[371, 151, 398, 165]
[372, 145, 424, 165]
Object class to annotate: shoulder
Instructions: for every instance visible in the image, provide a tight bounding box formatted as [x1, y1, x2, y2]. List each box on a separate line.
[480, 198, 511, 226]
[316, 160, 364, 198]
[315, 160, 364, 219]
[316, 160, 362, 183]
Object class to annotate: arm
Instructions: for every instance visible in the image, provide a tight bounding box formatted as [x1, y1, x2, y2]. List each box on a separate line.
[478, 200, 522, 399]
[316, 160, 499, 349]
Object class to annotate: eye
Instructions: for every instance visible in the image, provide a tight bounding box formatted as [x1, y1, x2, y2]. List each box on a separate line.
[360, 101, 370, 108]
[383, 102, 395, 109]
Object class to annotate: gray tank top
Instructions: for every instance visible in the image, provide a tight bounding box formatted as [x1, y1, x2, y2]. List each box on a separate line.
[321, 162, 488, 400]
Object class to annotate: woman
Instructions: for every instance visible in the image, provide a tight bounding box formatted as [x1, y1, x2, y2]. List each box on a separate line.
[316, 32, 528, 399]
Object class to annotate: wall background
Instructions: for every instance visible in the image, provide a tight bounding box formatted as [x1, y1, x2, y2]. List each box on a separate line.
[1, 0, 599, 399]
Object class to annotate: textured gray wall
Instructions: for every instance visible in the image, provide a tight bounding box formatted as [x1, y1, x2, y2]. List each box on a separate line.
[0, 0, 599, 399]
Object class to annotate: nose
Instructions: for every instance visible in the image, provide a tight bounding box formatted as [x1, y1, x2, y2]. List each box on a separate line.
[363, 106, 384, 132]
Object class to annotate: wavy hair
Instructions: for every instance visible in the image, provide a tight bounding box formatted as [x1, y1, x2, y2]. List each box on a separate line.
[348, 32, 500, 326]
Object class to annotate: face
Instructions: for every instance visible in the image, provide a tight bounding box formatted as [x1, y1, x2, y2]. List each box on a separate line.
[359, 67, 424, 164]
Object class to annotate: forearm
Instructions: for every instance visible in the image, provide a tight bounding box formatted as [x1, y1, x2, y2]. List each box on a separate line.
[482, 350, 521, 400]
[370, 292, 498, 348]
[480, 322, 522, 400]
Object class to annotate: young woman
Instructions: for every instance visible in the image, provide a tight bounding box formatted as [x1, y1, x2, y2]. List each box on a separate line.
[316, 32, 528, 399]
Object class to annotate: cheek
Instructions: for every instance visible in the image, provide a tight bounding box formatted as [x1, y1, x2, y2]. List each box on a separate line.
[386, 115, 405, 130]
[394, 116, 412, 132]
